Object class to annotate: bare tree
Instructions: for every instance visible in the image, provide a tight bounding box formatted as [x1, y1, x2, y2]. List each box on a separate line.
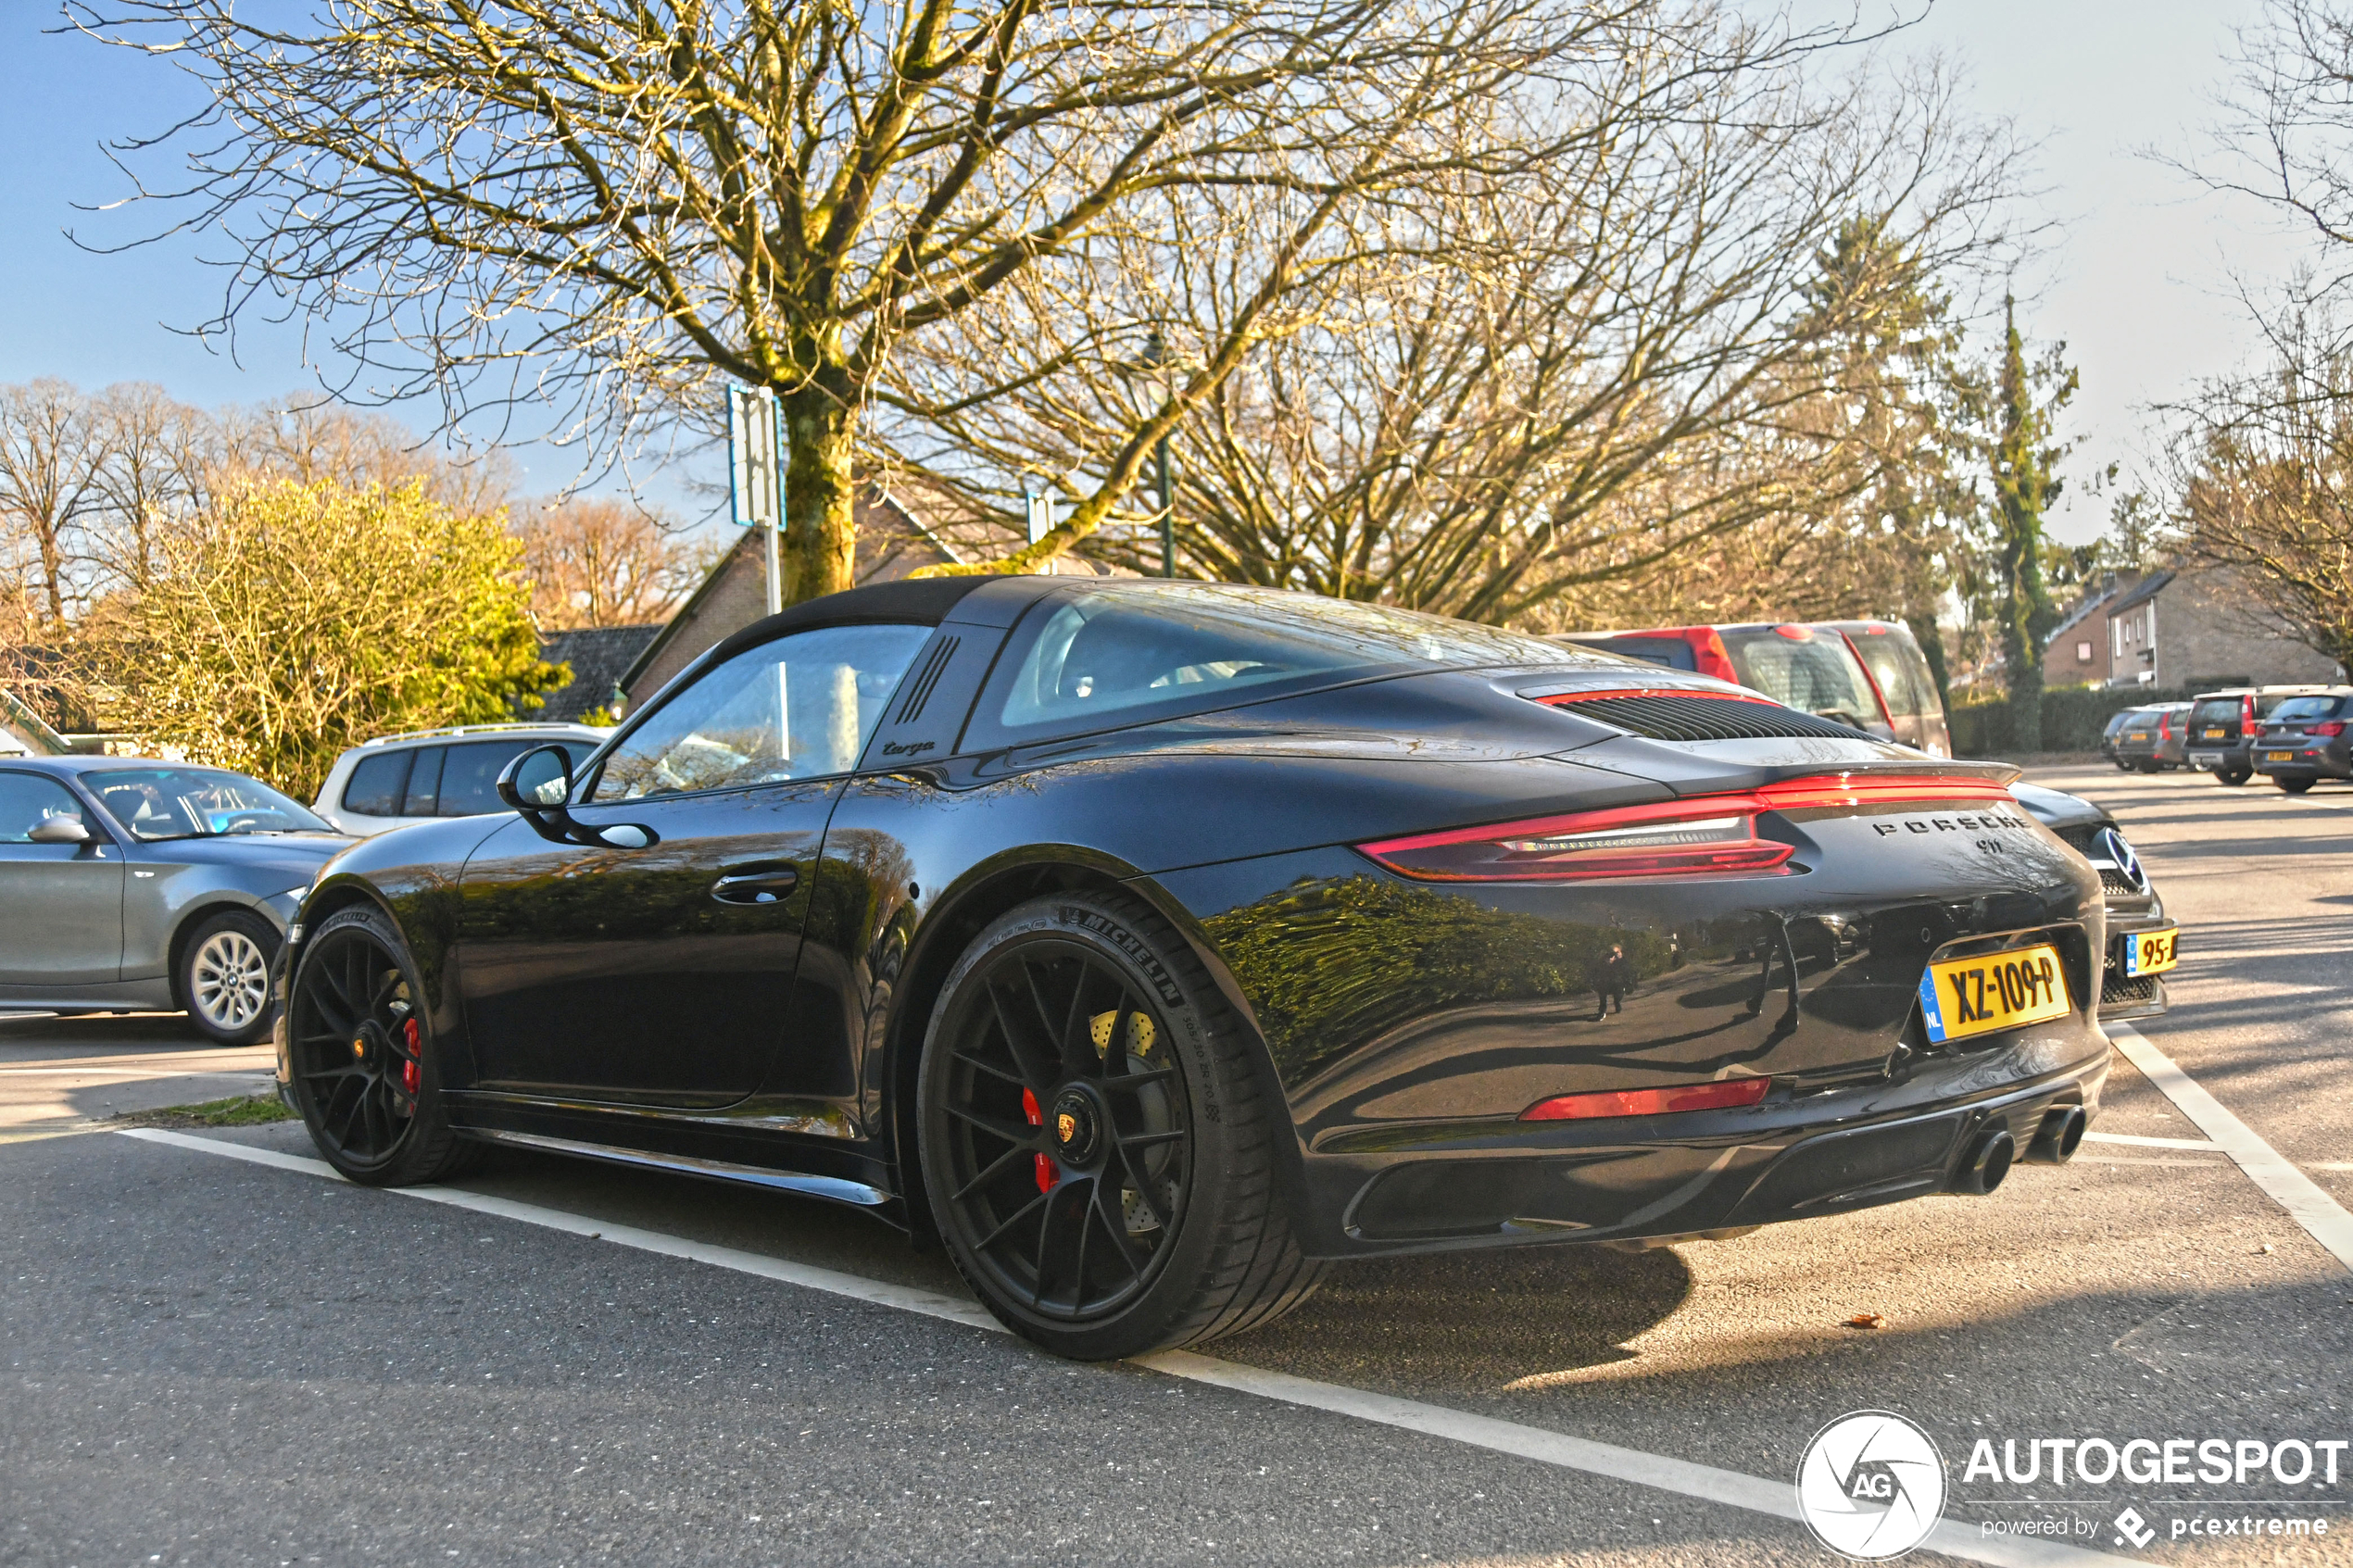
[2171, 306, 2353, 669]
[510, 497, 712, 628]
[86, 382, 211, 590]
[0, 380, 114, 627]
[82, 0, 1607, 604]
[887, 44, 2019, 620]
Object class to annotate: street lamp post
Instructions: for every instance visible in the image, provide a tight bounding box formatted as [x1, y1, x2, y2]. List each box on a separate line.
[1140, 332, 1176, 578]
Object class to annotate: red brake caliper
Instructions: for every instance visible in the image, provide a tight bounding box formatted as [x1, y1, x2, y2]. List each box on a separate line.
[1023, 1086, 1056, 1193]
[401, 1018, 422, 1095]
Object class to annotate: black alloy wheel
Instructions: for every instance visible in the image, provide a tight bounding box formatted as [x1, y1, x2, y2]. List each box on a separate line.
[919, 893, 1322, 1360]
[2216, 769, 2251, 786]
[2278, 775, 2316, 795]
[286, 906, 477, 1185]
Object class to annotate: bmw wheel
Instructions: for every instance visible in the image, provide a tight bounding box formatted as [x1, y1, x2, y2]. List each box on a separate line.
[2278, 775, 2316, 794]
[285, 906, 480, 1185]
[180, 910, 278, 1046]
[918, 892, 1323, 1360]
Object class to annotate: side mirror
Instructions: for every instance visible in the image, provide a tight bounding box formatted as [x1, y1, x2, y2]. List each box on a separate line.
[497, 745, 573, 810]
[28, 816, 92, 845]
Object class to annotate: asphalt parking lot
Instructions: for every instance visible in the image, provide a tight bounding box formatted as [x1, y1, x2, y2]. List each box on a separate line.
[4, 761, 2350, 1568]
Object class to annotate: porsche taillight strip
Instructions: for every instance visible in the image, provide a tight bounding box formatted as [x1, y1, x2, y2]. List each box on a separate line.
[1355, 773, 2014, 883]
[1520, 1077, 1769, 1122]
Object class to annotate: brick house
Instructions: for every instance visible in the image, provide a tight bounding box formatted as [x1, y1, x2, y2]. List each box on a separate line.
[2045, 567, 2342, 691]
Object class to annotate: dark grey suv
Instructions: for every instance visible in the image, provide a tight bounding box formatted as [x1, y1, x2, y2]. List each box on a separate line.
[2184, 686, 2334, 786]
[2250, 690, 2353, 793]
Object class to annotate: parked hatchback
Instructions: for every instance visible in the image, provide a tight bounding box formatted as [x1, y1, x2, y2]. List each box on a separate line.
[2250, 689, 2353, 793]
[1553, 621, 1940, 747]
[2099, 709, 2137, 768]
[314, 723, 610, 835]
[2109, 703, 2193, 772]
[2183, 686, 2334, 785]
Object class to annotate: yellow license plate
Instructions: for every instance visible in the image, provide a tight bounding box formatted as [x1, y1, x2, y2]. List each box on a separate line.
[1917, 944, 2070, 1045]
[2128, 733, 2148, 742]
[2268, 750, 2296, 762]
[2124, 928, 2179, 977]
[2203, 728, 2226, 738]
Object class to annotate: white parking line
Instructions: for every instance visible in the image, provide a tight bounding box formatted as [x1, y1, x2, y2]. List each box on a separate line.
[115, 1126, 2133, 1568]
[2078, 1130, 2219, 1150]
[2107, 1022, 2353, 1272]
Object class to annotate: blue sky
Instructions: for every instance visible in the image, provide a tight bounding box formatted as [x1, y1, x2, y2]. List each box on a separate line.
[0, 2, 2318, 542]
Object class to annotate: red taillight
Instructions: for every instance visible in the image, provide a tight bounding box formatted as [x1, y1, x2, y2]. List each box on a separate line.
[2313, 721, 2347, 737]
[1520, 1077, 1769, 1122]
[2158, 714, 2172, 740]
[2243, 695, 2257, 725]
[1356, 774, 2009, 883]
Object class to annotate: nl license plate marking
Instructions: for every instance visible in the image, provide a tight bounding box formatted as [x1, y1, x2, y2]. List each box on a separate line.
[2124, 928, 2179, 977]
[1918, 943, 2070, 1045]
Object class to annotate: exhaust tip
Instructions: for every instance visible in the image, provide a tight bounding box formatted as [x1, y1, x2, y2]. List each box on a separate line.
[1954, 1127, 2016, 1195]
[2026, 1105, 2088, 1164]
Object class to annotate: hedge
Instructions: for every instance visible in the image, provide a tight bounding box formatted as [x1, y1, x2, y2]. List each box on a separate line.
[1948, 685, 2193, 758]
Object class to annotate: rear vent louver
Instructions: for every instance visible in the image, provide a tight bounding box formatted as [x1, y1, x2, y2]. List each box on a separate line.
[892, 635, 960, 725]
[1546, 693, 1872, 743]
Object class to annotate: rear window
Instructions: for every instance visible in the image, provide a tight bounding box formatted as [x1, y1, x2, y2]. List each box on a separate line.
[2270, 696, 2345, 721]
[2258, 691, 2322, 718]
[340, 750, 412, 817]
[1717, 628, 1881, 724]
[986, 583, 1592, 739]
[2190, 699, 2243, 726]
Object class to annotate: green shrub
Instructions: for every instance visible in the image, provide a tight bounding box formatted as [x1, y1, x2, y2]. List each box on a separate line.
[1950, 685, 2191, 757]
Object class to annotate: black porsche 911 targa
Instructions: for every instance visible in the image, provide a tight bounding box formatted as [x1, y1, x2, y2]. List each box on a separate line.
[276, 577, 2108, 1359]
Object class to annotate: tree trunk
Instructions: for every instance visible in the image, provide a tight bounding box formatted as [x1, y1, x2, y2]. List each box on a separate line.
[780, 368, 858, 606]
[2000, 527, 2045, 752]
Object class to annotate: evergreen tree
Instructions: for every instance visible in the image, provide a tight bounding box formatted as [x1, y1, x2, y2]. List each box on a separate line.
[1983, 297, 2076, 749]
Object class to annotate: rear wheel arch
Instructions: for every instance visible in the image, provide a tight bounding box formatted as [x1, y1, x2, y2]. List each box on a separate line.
[882, 853, 1297, 1246]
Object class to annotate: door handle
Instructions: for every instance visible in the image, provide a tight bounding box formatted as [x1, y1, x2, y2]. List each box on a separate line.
[711, 866, 799, 906]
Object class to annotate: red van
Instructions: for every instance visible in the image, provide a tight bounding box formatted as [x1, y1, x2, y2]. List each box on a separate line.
[1552, 620, 1953, 757]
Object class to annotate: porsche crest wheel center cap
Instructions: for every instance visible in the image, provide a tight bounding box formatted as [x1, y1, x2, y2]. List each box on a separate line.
[1051, 1090, 1100, 1164]
[350, 1020, 389, 1065]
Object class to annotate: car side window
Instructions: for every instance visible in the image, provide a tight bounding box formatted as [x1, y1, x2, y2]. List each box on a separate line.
[592, 623, 932, 803]
[401, 747, 445, 816]
[0, 772, 89, 843]
[341, 751, 413, 817]
[437, 739, 539, 817]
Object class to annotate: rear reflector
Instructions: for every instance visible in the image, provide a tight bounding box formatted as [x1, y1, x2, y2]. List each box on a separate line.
[1356, 773, 2011, 882]
[1520, 1077, 1769, 1122]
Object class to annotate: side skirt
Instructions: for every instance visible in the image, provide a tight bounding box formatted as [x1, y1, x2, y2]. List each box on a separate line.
[466, 1127, 893, 1211]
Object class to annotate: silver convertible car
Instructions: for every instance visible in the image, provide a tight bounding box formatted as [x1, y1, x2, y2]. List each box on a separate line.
[0, 758, 350, 1044]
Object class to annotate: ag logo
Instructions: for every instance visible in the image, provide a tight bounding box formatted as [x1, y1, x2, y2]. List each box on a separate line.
[1795, 1411, 1947, 1560]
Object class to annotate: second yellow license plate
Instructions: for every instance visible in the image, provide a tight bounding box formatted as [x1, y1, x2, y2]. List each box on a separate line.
[2124, 927, 2179, 977]
[1917, 944, 2070, 1046]
[2268, 750, 2296, 762]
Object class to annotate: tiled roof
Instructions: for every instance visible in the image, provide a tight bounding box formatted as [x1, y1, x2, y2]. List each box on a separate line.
[535, 624, 662, 721]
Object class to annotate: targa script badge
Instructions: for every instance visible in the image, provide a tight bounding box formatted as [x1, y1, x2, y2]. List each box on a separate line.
[1796, 1411, 1948, 1560]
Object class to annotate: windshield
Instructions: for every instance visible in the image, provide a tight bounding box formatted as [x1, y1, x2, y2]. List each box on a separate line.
[990, 583, 1597, 735]
[83, 767, 338, 841]
[2270, 696, 2345, 722]
[1716, 627, 1881, 723]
